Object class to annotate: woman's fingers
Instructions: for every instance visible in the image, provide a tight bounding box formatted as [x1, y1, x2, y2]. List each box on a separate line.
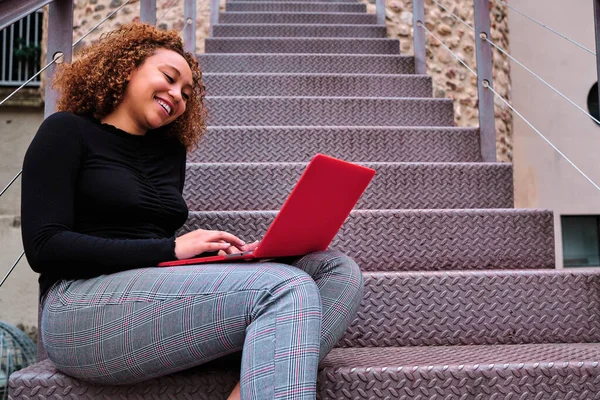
[239, 240, 260, 252]
[208, 231, 246, 248]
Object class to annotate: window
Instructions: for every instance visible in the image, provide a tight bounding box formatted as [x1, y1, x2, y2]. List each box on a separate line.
[0, 11, 43, 87]
[562, 215, 600, 267]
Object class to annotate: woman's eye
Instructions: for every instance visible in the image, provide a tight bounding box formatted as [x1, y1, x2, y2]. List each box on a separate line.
[183, 93, 190, 101]
[163, 73, 174, 83]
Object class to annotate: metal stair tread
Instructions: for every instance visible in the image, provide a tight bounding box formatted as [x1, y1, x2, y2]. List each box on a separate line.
[184, 208, 555, 271]
[225, 3, 368, 13]
[203, 72, 424, 76]
[338, 268, 600, 347]
[202, 74, 432, 97]
[196, 53, 416, 74]
[322, 343, 600, 368]
[206, 36, 396, 41]
[183, 162, 513, 210]
[191, 126, 482, 163]
[213, 23, 386, 27]
[205, 97, 454, 126]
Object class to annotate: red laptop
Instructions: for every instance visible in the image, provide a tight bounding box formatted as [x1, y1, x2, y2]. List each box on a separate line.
[158, 154, 376, 266]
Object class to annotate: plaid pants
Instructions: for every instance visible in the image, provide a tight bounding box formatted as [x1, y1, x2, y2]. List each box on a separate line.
[41, 250, 364, 399]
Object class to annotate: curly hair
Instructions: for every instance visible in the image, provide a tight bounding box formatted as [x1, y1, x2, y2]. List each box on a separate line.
[52, 22, 207, 151]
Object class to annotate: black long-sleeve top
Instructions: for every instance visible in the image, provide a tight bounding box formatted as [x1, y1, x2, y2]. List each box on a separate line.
[21, 112, 189, 297]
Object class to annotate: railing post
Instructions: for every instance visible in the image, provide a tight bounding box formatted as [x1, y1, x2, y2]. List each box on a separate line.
[594, 0, 600, 119]
[473, 0, 496, 162]
[184, 0, 196, 54]
[44, 0, 73, 118]
[140, 0, 156, 25]
[412, 0, 426, 75]
[376, 0, 385, 25]
[210, 0, 220, 36]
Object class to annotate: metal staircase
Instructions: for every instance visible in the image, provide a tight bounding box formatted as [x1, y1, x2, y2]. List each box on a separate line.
[9, 0, 600, 398]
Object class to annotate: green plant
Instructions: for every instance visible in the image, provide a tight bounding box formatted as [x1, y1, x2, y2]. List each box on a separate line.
[13, 38, 41, 64]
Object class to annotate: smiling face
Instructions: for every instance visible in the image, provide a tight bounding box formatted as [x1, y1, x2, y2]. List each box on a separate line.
[103, 48, 194, 135]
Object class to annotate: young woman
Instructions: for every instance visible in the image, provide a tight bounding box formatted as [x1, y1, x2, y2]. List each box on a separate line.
[21, 23, 364, 399]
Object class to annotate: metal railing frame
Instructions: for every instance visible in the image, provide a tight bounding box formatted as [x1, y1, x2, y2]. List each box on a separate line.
[1, 0, 598, 283]
[594, 0, 600, 118]
[406, 0, 496, 162]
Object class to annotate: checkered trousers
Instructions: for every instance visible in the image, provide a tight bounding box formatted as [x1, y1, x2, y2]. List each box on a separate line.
[41, 250, 364, 399]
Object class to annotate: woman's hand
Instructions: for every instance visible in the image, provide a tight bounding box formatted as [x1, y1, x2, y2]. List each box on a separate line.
[174, 229, 248, 260]
[218, 240, 260, 256]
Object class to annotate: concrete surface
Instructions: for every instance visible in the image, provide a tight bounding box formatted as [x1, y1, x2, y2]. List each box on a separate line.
[0, 107, 43, 329]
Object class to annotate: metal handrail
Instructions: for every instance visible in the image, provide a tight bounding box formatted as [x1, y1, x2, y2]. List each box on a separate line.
[0, 0, 53, 31]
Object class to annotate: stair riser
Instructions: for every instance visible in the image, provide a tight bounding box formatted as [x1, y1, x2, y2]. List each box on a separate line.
[230, 0, 362, 2]
[219, 12, 378, 24]
[317, 361, 600, 400]
[197, 54, 415, 74]
[339, 270, 600, 348]
[225, 2, 367, 12]
[183, 210, 555, 271]
[192, 127, 481, 163]
[192, 127, 482, 163]
[205, 97, 455, 126]
[12, 346, 600, 399]
[212, 24, 387, 38]
[203, 74, 432, 97]
[184, 163, 513, 210]
[204, 38, 400, 54]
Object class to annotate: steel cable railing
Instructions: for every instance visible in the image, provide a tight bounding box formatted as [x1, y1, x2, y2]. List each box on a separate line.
[431, 0, 600, 126]
[0, 252, 24, 288]
[0, 0, 133, 201]
[430, 0, 474, 31]
[495, 0, 595, 57]
[0, 0, 132, 286]
[416, 11, 600, 194]
[157, 0, 180, 25]
[483, 35, 600, 126]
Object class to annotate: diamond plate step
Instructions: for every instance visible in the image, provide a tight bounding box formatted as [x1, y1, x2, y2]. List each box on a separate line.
[183, 209, 555, 271]
[319, 344, 600, 399]
[212, 23, 387, 38]
[235, 0, 361, 2]
[9, 358, 240, 400]
[204, 37, 399, 54]
[225, 2, 367, 12]
[205, 97, 455, 126]
[340, 269, 600, 348]
[197, 54, 415, 74]
[192, 127, 481, 163]
[183, 162, 513, 210]
[219, 12, 378, 24]
[13, 344, 600, 399]
[234, 0, 362, 2]
[203, 73, 432, 97]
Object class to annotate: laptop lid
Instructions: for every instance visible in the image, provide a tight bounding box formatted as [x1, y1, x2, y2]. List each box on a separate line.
[252, 153, 375, 259]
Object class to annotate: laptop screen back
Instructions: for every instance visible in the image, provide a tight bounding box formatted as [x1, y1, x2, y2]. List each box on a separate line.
[253, 154, 375, 259]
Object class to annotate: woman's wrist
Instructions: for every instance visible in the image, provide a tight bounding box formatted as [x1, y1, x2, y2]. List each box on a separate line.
[172, 236, 179, 260]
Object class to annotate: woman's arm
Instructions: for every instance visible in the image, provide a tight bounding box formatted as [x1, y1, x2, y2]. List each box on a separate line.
[21, 113, 175, 277]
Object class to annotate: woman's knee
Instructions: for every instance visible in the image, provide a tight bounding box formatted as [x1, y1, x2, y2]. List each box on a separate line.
[296, 250, 364, 292]
[250, 266, 322, 320]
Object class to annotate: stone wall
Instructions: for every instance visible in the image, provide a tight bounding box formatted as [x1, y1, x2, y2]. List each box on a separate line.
[48, 0, 511, 161]
[373, 0, 512, 161]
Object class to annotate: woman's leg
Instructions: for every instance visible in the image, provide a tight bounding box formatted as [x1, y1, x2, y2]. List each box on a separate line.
[41, 262, 322, 399]
[289, 250, 364, 361]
